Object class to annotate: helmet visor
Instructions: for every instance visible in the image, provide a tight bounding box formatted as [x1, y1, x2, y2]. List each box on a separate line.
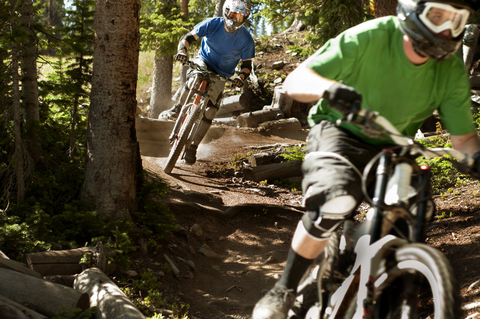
[227, 11, 245, 24]
[419, 2, 470, 37]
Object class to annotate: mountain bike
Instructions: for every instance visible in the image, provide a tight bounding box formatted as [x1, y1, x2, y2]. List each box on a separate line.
[163, 60, 232, 174]
[290, 109, 476, 319]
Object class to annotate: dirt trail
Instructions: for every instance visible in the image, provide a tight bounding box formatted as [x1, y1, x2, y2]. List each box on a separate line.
[140, 125, 307, 319]
[139, 124, 480, 319]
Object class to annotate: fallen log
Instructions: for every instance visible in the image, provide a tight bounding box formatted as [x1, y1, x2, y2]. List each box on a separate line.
[215, 95, 247, 118]
[0, 267, 89, 317]
[0, 295, 47, 319]
[236, 108, 285, 128]
[44, 275, 78, 287]
[248, 152, 276, 167]
[24, 246, 116, 276]
[242, 160, 303, 182]
[0, 249, 9, 259]
[74, 267, 146, 319]
[0, 256, 42, 278]
[258, 117, 302, 131]
[271, 86, 294, 117]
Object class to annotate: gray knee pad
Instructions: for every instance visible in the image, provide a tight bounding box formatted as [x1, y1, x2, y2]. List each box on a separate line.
[302, 195, 356, 239]
[204, 102, 219, 120]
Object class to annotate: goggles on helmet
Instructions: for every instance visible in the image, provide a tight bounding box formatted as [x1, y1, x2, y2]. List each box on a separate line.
[419, 2, 470, 37]
[227, 11, 245, 24]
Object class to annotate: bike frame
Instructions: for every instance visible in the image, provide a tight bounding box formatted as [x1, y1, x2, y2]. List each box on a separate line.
[164, 61, 230, 174]
[312, 109, 473, 319]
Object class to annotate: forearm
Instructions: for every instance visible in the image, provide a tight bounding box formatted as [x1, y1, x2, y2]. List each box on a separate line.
[283, 66, 336, 103]
[238, 59, 252, 80]
[177, 32, 199, 53]
[451, 132, 480, 157]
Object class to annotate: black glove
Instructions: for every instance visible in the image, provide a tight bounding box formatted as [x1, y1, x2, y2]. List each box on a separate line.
[175, 52, 188, 65]
[232, 76, 244, 88]
[323, 82, 362, 117]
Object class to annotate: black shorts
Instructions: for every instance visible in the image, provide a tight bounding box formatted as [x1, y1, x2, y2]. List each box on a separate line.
[302, 120, 388, 219]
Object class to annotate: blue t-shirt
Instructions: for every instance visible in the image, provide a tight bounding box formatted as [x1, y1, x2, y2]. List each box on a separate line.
[193, 17, 255, 77]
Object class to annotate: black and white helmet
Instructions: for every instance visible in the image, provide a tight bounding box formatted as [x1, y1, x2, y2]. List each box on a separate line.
[223, 0, 250, 33]
[397, 0, 473, 61]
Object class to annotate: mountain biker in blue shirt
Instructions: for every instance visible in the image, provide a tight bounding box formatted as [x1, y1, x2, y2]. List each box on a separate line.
[253, 1, 480, 318]
[160, 0, 255, 165]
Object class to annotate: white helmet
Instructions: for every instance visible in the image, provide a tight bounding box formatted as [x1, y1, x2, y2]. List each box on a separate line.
[223, 0, 250, 33]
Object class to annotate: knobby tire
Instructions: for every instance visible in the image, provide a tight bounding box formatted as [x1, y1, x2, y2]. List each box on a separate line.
[163, 102, 202, 174]
[372, 243, 461, 319]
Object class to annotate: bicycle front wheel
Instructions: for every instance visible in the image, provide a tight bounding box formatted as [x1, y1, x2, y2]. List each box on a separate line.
[163, 102, 201, 174]
[372, 243, 460, 319]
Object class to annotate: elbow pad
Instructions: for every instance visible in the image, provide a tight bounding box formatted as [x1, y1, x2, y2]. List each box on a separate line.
[240, 60, 252, 73]
[177, 32, 197, 52]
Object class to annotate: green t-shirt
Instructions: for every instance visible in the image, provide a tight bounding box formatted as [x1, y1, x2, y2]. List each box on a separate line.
[306, 16, 474, 145]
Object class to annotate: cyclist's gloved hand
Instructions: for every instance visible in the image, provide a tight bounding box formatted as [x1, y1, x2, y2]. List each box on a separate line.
[323, 82, 362, 117]
[175, 52, 188, 65]
[233, 76, 244, 88]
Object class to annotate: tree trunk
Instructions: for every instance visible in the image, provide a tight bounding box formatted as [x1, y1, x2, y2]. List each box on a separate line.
[81, 0, 141, 219]
[373, 0, 397, 17]
[214, 0, 225, 17]
[179, 0, 188, 86]
[10, 2, 25, 204]
[20, 0, 41, 162]
[149, 52, 173, 118]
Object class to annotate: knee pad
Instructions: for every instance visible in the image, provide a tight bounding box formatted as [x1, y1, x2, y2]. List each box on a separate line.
[204, 102, 219, 120]
[302, 195, 356, 239]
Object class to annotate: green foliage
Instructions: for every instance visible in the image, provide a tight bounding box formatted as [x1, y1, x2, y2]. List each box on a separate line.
[287, 43, 314, 58]
[273, 178, 302, 192]
[140, 1, 195, 55]
[0, 215, 51, 260]
[279, 144, 306, 161]
[51, 307, 96, 319]
[311, 0, 366, 48]
[416, 137, 471, 194]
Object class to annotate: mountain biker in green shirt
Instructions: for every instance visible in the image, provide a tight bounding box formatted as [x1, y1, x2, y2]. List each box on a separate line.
[253, 1, 480, 318]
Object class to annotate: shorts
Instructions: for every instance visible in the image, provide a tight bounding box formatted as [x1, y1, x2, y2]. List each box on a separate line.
[302, 120, 388, 219]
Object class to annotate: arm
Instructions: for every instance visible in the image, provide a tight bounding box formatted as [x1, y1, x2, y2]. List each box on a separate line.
[177, 32, 199, 54]
[283, 65, 337, 103]
[451, 132, 480, 158]
[238, 59, 252, 81]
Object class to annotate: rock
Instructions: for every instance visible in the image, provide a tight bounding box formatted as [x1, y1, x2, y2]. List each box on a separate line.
[185, 260, 196, 270]
[199, 244, 222, 259]
[190, 224, 204, 237]
[125, 270, 138, 277]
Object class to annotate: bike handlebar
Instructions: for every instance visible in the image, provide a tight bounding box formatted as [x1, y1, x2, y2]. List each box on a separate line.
[184, 60, 234, 84]
[341, 109, 475, 168]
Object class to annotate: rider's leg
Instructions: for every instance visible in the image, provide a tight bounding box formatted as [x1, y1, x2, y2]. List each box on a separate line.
[253, 120, 383, 319]
[184, 82, 225, 164]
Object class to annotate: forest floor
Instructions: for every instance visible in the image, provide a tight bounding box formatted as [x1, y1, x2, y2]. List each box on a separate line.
[132, 31, 480, 318]
[139, 125, 480, 319]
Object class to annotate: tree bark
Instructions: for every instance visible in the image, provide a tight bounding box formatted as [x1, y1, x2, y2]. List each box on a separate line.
[373, 0, 397, 17]
[149, 53, 173, 118]
[81, 0, 141, 218]
[179, 0, 188, 86]
[19, 0, 41, 162]
[74, 267, 146, 319]
[10, 1, 26, 204]
[0, 268, 90, 317]
[214, 0, 225, 17]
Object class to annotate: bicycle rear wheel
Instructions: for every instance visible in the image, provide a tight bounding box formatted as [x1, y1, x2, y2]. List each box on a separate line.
[372, 243, 460, 319]
[163, 102, 201, 174]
